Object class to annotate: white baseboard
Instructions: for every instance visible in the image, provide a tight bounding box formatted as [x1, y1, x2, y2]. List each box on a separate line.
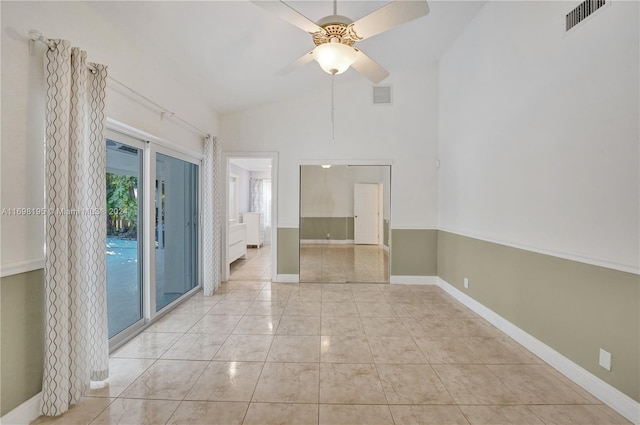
[300, 239, 355, 245]
[390, 275, 437, 285]
[275, 274, 299, 283]
[1, 391, 41, 425]
[436, 277, 640, 425]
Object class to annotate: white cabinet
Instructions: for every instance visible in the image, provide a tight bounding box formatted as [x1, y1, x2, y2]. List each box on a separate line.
[228, 222, 246, 263]
[242, 212, 264, 248]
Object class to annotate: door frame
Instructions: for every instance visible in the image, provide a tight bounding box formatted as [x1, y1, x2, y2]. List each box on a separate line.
[222, 151, 279, 282]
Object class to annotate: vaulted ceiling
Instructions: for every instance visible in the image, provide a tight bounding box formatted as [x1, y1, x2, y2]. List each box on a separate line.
[89, 1, 485, 113]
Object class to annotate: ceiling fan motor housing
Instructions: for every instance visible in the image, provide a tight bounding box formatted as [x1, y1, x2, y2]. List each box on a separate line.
[313, 15, 361, 46]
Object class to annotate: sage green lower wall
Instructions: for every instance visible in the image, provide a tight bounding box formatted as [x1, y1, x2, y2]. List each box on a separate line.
[299, 217, 354, 241]
[437, 230, 640, 402]
[1, 269, 45, 416]
[277, 227, 300, 274]
[383, 220, 389, 247]
[391, 229, 437, 276]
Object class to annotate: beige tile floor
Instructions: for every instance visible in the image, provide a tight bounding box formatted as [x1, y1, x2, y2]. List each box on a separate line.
[300, 244, 389, 283]
[230, 246, 272, 281]
[32, 281, 631, 425]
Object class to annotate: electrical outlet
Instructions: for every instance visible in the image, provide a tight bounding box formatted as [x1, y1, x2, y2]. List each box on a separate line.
[326, 232, 330, 239]
[599, 349, 612, 371]
[463, 277, 469, 289]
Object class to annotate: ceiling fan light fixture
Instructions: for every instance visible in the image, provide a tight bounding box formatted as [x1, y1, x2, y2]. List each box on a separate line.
[312, 41, 357, 75]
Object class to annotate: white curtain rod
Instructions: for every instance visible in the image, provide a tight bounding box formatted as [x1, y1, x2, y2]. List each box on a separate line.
[28, 29, 211, 139]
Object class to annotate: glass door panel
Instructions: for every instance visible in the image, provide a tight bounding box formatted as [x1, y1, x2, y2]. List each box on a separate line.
[155, 153, 199, 311]
[106, 139, 143, 339]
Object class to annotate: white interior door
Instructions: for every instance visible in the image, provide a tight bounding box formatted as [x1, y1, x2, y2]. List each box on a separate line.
[354, 183, 379, 245]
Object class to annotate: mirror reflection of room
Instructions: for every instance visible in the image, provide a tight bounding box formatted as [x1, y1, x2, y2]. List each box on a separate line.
[299, 165, 390, 283]
[228, 158, 273, 281]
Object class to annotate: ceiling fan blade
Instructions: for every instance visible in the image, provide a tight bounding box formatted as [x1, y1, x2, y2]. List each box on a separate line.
[275, 49, 315, 76]
[349, 0, 430, 41]
[351, 49, 389, 84]
[251, 1, 324, 34]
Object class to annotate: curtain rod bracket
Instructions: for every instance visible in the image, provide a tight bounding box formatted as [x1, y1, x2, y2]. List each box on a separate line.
[28, 29, 41, 56]
[28, 29, 54, 55]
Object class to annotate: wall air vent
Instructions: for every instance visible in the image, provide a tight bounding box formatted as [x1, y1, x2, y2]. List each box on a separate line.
[566, 0, 607, 31]
[372, 85, 392, 105]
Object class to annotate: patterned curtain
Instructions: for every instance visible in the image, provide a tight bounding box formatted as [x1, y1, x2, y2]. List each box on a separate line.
[202, 135, 222, 295]
[41, 40, 109, 416]
[250, 178, 264, 213]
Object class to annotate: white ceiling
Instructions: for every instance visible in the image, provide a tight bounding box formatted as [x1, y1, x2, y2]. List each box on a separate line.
[88, 1, 485, 113]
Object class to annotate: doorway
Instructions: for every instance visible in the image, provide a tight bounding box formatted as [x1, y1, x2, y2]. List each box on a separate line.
[299, 164, 391, 283]
[223, 153, 278, 282]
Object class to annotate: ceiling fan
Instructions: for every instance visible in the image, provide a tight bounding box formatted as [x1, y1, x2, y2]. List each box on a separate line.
[252, 0, 430, 83]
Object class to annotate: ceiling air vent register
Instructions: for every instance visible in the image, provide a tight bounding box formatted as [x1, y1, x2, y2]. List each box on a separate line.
[566, 0, 607, 31]
[373, 85, 392, 105]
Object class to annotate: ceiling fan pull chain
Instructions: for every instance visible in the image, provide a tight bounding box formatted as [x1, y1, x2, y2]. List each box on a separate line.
[331, 74, 335, 140]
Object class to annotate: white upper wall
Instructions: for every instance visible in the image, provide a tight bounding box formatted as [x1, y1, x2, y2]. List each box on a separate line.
[220, 63, 439, 229]
[1, 1, 218, 269]
[438, 1, 639, 273]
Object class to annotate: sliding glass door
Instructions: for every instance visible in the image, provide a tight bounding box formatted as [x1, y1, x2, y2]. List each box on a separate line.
[106, 130, 202, 347]
[155, 153, 199, 311]
[106, 137, 144, 340]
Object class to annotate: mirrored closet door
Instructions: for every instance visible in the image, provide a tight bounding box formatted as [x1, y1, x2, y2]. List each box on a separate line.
[299, 165, 390, 283]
